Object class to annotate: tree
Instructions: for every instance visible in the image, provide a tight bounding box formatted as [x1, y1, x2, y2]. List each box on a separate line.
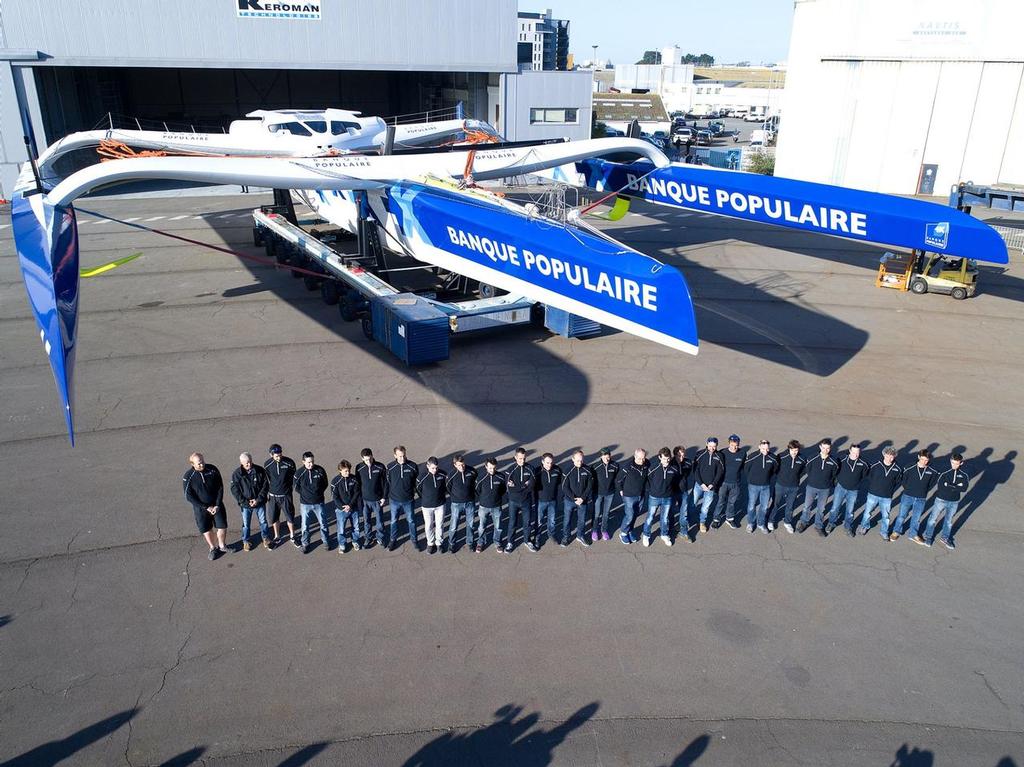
[636, 50, 661, 65]
[682, 53, 715, 66]
[746, 149, 775, 175]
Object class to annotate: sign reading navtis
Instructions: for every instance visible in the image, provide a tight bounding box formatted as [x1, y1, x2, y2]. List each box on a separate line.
[237, 0, 321, 20]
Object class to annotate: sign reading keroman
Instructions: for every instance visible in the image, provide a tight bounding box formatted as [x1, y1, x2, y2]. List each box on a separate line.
[237, 0, 321, 20]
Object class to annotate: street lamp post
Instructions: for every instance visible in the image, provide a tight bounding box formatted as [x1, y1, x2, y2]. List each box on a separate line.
[592, 45, 598, 69]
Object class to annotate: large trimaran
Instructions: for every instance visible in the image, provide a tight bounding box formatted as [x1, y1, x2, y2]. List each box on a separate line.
[10, 108, 1008, 442]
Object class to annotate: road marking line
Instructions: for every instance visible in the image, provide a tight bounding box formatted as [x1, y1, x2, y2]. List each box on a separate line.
[169, 214, 189, 220]
[144, 216, 165, 221]
[217, 213, 235, 219]
[0, 224, 9, 230]
[124, 217, 141, 222]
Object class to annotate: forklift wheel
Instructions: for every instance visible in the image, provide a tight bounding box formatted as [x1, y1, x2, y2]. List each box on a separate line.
[910, 278, 928, 295]
[950, 287, 968, 300]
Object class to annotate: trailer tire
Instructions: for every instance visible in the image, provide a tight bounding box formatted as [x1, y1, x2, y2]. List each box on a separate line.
[290, 252, 304, 278]
[320, 280, 340, 305]
[339, 296, 358, 322]
[361, 315, 373, 340]
[253, 227, 264, 247]
[950, 286, 968, 300]
[910, 278, 928, 295]
[303, 274, 322, 291]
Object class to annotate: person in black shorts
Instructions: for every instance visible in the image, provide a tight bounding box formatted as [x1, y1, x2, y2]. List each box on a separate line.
[264, 444, 300, 549]
[182, 452, 228, 560]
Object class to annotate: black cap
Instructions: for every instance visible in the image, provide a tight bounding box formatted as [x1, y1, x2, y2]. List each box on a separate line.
[707, 436, 718, 444]
[600, 448, 611, 456]
[269, 443, 282, 454]
[729, 434, 741, 443]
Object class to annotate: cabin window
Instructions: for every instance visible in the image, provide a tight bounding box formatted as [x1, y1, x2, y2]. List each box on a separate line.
[330, 120, 361, 134]
[304, 120, 327, 133]
[269, 122, 312, 136]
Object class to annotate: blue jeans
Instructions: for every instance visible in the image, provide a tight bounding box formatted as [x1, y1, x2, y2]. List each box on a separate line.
[828, 485, 859, 529]
[388, 499, 417, 545]
[299, 502, 329, 547]
[643, 496, 672, 538]
[774, 484, 800, 526]
[240, 504, 270, 543]
[894, 494, 927, 536]
[594, 494, 614, 534]
[924, 498, 958, 542]
[620, 495, 643, 539]
[477, 505, 502, 547]
[334, 505, 361, 546]
[507, 498, 533, 547]
[537, 499, 558, 539]
[362, 499, 385, 544]
[563, 499, 590, 540]
[694, 485, 717, 523]
[803, 486, 831, 529]
[448, 501, 476, 548]
[714, 482, 741, 522]
[860, 494, 892, 536]
[746, 485, 771, 528]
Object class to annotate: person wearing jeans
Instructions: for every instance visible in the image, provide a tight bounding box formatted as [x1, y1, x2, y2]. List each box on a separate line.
[356, 448, 387, 548]
[504, 448, 537, 553]
[446, 454, 477, 551]
[230, 451, 271, 551]
[293, 451, 329, 553]
[860, 447, 902, 538]
[561, 450, 595, 546]
[828, 445, 869, 536]
[922, 453, 969, 549]
[386, 446, 420, 550]
[797, 439, 838, 535]
[616, 448, 649, 544]
[330, 460, 362, 552]
[743, 440, 778, 532]
[642, 448, 679, 546]
[713, 435, 747, 528]
[535, 453, 562, 546]
[891, 450, 938, 544]
[670, 446, 691, 539]
[592, 448, 620, 541]
[693, 438, 726, 533]
[774, 440, 806, 533]
[475, 458, 506, 552]
[417, 456, 447, 554]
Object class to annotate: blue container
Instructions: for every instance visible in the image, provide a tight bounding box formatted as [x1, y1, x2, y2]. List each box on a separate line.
[370, 293, 450, 365]
[543, 305, 601, 339]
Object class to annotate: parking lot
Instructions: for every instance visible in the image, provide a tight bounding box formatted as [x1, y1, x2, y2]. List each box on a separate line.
[1, 190, 1022, 766]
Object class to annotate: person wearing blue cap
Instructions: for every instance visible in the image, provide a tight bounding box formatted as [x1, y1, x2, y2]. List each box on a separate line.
[712, 435, 747, 529]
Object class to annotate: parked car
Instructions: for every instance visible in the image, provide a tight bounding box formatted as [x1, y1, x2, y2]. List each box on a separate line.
[695, 129, 714, 146]
[743, 112, 764, 122]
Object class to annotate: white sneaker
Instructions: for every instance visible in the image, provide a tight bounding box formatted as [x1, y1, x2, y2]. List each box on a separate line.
[784, 522, 794, 534]
[642, 534, 651, 547]
[767, 522, 775, 531]
[746, 524, 755, 533]
[660, 535, 672, 547]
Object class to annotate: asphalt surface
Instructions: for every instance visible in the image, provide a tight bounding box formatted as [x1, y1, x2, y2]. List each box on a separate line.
[1, 190, 1022, 767]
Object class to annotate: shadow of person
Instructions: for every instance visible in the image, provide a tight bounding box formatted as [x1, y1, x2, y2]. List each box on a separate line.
[664, 733, 710, 766]
[277, 742, 328, 767]
[954, 449, 1017, 536]
[889, 744, 934, 767]
[400, 702, 599, 767]
[0, 708, 138, 767]
[158, 747, 206, 767]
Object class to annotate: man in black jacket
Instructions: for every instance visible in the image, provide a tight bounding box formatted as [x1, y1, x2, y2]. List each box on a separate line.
[922, 453, 969, 549]
[183, 452, 228, 560]
[892, 450, 939, 544]
[535, 453, 562, 547]
[829, 444, 870, 537]
[230, 452, 271, 551]
[264, 444, 299, 548]
[713, 435, 747, 528]
[671, 446, 691, 540]
[357, 448, 387, 548]
[386, 446, 420, 551]
[694, 438, 726, 533]
[859, 446, 902, 538]
[294, 451, 330, 553]
[446, 455, 477, 552]
[331, 460, 362, 552]
[617, 448, 649, 544]
[561, 450, 595, 546]
[643, 447, 679, 546]
[592, 449, 620, 542]
[797, 439, 839, 536]
[505, 448, 538, 553]
[775, 440, 806, 533]
[744, 440, 778, 533]
[418, 457, 447, 554]
[475, 458, 507, 552]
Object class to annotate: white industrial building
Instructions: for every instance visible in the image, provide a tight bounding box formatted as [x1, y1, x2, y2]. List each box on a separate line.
[776, 0, 1024, 196]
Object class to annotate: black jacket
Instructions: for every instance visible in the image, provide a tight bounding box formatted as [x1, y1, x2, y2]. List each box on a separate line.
[386, 460, 420, 503]
[804, 455, 839, 490]
[776, 453, 806, 487]
[866, 461, 903, 498]
[330, 475, 361, 510]
[902, 464, 938, 498]
[356, 460, 387, 502]
[692, 449, 726, 489]
[672, 457, 691, 493]
[647, 462, 679, 498]
[592, 461, 620, 496]
[230, 464, 269, 507]
[744, 452, 779, 486]
[418, 469, 448, 507]
[447, 465, 478, 503]
[182, 464, 225, 510]
[505, 462, 536, 502]
[293, 464, 328, 504]
[836, 455, 870, 490]
[720, 448, 747, 484]
[263, 456, 296, 496]
[536, 465, 563, 502]
[935, 466, 970, 502]
[562, 464, 595, 502]
[616, 459, 649, 497]
[476, 471, 507, 507]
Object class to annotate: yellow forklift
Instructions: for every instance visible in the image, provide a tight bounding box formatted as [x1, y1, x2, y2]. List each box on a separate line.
[876, 249, 978, 300]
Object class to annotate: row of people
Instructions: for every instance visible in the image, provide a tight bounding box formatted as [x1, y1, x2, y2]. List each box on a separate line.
[182, 437, 970, 560]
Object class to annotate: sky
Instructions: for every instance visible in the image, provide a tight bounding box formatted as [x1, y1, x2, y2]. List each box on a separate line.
[518, 0, 795, 66]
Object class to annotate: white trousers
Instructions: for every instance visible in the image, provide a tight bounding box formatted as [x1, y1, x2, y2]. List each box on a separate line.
[421, 505, 445, 546]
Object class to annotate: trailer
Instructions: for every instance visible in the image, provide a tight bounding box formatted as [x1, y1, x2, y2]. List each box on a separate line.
[252, 193, 602, 365]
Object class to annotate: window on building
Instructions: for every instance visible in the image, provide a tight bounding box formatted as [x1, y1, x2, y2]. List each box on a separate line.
[529, 108, 579, 124]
